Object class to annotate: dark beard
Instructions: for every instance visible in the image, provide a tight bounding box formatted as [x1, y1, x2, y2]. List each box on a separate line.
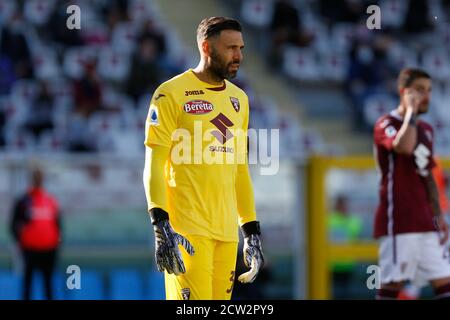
[210, 48, 237, 81]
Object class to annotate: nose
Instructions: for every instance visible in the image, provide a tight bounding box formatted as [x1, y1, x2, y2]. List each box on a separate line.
[233, 49, 243, 63]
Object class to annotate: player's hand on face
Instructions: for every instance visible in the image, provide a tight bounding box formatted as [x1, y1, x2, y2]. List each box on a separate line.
[404, 88, 421, 115]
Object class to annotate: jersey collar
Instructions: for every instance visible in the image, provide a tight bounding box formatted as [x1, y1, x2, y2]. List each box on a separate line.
[188, 69, 227, 91]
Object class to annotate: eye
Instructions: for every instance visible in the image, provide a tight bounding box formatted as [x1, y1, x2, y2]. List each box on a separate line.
[416, 87, 425, 93]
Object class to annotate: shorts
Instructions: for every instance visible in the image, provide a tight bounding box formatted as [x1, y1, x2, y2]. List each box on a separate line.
[378, 232, 450, 287]
[164, 235, 238, 300]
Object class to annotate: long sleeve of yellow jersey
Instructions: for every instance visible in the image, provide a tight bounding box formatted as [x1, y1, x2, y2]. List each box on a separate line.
[236, 162, 257, 226]
[236, 93, 256, 226]
[143, 86, 179, 213]
[143, 145, 170, 213]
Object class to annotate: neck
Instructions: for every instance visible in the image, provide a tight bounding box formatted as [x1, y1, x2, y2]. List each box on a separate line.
[192, 60, 224, 86]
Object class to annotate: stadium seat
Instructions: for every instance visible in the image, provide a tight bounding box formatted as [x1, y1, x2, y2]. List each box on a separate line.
[72, 0, 101, 30]
[302, 21, 330, 55]
[66, 270, 105, 300]
[363, 93, 397, 126]
[432, 96, 450, 126]
[128, 0, 155, 24]
[137, 94, 153, 114]
[319, 52, 349, 82]
[437, 23, 450, 48]
[146, 270, 165, 300]
[102, 90, 134, 113]
[282, 47, 320, 81]
[434, 129, 450, 156]
[240, 0, 274, 28]
[0, 270, 21, 300]
[32, 47, 60, 80]
[38, 131, 65, 152]
[330, 23, 355, 53]
[82, 22, 109, 47]
[5, 130, 36, 152]
[428, 0, 446, 25]
[110, 269, 144, 300]
[0, 0, 17, 26]
[87, 112, 122, 137]
[63, 47, 98, 79]
[0, 96, 24, 127]
[386, 43, 419, 69]
[97, 48, 130, 83]
[11, 79, 39, 107]
[24, 0, 55, 26]
[422, 48, 450, 82]
[379, 0, 407, 29]
[111, 23, 137, 55]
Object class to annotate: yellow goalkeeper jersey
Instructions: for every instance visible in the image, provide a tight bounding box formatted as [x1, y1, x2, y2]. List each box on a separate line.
[145, 69, 253, 242]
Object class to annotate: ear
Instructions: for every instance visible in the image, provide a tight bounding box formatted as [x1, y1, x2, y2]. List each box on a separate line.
[201, 40, 210, 57]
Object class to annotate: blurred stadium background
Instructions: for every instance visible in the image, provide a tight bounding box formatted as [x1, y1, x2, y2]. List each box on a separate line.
[0, 0, 449, 299]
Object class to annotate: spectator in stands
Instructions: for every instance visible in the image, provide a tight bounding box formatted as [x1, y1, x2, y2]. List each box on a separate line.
[328, 195, 362, 299]
[10, 167, 62, 300]
[73, 61, 103, 118]
[66, 112, 98, 152]
[24, 80, 54, 140]
[318, 0, 368, 25]
[346, 35, 396, 131]
[269, 0, 314, 67]
[137, 18, 182, 79]
[126, 36, 165, 102]
[138, 18, 168, 58]
[0, 15, 34, 79]
[104, 0, 129, 32]
[0, 54, 17, 95]
[443, 0, 450, 16]
[403, 0, 433, 34]
[0, 54, 16, 95]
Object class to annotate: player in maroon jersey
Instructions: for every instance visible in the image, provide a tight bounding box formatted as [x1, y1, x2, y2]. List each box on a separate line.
[373, 68, 450, 300]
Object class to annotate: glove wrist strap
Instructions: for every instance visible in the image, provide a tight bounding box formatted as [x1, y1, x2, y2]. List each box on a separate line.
[241, 221, 261, 238]
[149, 208, 169, 225]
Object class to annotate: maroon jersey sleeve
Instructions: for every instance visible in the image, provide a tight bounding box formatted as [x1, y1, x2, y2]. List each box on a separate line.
[374, 117, 399, 151]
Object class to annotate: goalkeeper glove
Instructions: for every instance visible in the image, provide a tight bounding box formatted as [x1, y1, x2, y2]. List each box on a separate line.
[238, 221, 264, 283]
[149, 208, 194, 275]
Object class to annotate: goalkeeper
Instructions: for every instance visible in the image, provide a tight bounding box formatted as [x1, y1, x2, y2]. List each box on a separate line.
[143, 17, 264, 300]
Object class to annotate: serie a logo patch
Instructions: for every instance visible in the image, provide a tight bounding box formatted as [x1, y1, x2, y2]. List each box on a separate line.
[181, 288, 190, 300]
[149, 107, 159, 126]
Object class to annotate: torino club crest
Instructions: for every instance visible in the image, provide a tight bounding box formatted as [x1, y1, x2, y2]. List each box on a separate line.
[230, 97, 240, 112]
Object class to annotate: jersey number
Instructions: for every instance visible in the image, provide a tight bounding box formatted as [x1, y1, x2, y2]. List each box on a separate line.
[413, 143, 431, 176]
